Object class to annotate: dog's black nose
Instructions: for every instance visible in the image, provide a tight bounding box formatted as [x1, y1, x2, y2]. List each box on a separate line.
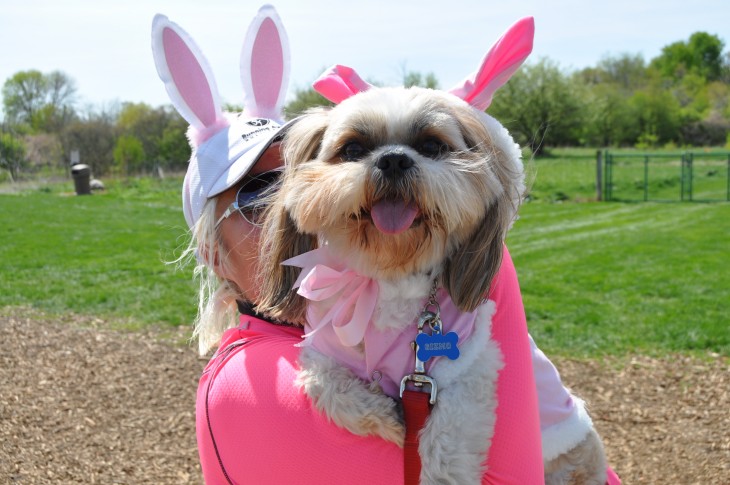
[376, 152, 414, 177]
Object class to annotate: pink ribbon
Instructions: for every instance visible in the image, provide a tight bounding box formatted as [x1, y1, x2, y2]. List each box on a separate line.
[312, 64, 373, 104]
[284, 248, 379, 347]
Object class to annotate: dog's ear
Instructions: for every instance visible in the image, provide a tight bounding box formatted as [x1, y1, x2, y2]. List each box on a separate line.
[257, 203, 316, 324]
[282, 107, 331, 164]
[442, 205, 506, 312]
[443, 109, 524, 312]
[256, 109, 330, 324]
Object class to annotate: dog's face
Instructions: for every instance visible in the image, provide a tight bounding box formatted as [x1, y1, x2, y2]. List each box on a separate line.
[259, 87, 524, 319]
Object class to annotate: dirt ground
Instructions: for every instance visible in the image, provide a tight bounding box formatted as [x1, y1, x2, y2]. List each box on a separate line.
[1, 308, 728, 484]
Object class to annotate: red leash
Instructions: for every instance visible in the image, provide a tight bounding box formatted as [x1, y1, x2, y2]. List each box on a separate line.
[402, 389, 433, 485]
[400, 298, 448, 484]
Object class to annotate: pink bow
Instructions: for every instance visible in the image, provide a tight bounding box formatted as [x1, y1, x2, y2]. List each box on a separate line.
[313, 64, 373, 104]
[284, 248, 379, 347]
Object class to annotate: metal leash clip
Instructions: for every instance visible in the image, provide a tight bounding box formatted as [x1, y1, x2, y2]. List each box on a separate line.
[399, 310, 439, 405]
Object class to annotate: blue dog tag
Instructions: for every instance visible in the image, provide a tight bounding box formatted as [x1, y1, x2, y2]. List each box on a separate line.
[415, 331, 460, 362]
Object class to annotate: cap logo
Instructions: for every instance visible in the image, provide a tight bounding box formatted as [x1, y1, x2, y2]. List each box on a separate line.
[247, 118, 270, 127]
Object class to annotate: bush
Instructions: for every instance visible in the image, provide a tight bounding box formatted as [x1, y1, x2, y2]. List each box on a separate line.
[680, 116, 730, 146]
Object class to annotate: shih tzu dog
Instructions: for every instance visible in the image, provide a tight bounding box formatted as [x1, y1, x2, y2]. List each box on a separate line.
[258, 17, 609, 485]
[260, 83, 519, 483]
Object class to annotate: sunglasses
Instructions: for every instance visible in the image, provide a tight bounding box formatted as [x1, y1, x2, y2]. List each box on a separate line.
[215, 169, 282, 228]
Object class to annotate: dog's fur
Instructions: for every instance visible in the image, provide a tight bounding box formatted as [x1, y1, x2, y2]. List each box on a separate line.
[258, 86, 606, 484]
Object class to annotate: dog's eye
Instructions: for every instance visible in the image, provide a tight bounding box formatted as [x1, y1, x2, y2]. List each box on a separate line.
[419, 139, 448, 158]
[342, 141, 366, 161]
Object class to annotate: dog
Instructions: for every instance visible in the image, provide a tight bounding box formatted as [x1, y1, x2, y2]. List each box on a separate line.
[258, 84, 519, 483]
[258, 18, 609, 485]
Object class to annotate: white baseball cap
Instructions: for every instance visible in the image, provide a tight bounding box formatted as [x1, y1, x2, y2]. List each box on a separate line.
[182, 115, 295, 229]
[151, 6, 292, 228]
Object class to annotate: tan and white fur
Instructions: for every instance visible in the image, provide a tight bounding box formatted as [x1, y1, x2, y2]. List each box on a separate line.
[259, 88, 609, 485]
[258, 86, 519, 483]
[258, 18, 608, 483]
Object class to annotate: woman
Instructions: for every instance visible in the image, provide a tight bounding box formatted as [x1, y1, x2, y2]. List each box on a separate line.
[189, 133, 545, 484]
[152, 9, 617, 484]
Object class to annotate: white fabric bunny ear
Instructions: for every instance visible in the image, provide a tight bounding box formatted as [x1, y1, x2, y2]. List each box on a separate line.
[151, 14, 229, 146]
[151, 10, 292, 230]
[240, 5, 290, 123]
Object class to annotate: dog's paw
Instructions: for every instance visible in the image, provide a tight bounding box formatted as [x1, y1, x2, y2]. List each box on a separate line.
[297, 348, 405, 446]
[544, 428, 607, 485]
[344, 392, 405, 447]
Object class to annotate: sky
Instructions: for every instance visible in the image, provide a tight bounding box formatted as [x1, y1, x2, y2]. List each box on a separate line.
[1, 0, 728, 118]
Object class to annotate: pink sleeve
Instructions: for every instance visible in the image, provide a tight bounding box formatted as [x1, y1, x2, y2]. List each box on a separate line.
[482, 247, 544, 484]
[196, 321, 403, 484]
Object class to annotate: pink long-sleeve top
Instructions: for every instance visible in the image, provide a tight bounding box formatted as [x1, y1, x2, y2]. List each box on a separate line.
[196, 249, 544, 484]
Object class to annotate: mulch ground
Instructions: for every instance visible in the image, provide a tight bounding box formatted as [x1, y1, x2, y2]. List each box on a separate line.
[1, 308, 728, 484]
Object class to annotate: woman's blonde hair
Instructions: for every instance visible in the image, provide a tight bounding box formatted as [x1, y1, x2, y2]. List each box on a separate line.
[178, 198, 240, 356]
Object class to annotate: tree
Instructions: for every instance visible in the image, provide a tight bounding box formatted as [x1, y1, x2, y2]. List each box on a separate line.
[578, 54, 648, 93]
[158, 121, 191, 170]
[651, 32, 726, 82]
[117, 103, 162, 162]
[284, 86, 333, 118]
[403, 71, 439, 89]
[578, 82, 639, 147]
[23, 133, 64, 171]
[0, 131, 27, 181]
[116, 103, 190, 169]
[2, 70, 77, 132]
[488, 59, 584, 153]
[113, 135, 145, 175]
[60, 112, 117, 176]
[629, 86, 682, 146]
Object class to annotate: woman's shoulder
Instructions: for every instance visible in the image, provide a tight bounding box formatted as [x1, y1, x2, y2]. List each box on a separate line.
[196, 316, 403, 484]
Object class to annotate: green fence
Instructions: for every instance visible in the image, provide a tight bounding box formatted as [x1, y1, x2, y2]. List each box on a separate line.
[601, 151, 730, 202]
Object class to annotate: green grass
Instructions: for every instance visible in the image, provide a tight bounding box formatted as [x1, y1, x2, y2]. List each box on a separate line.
[0, 177, 197, 329]
[508, 201, 730, 357]
[524, 148, 601, 202]
[1, 155, 728, 357]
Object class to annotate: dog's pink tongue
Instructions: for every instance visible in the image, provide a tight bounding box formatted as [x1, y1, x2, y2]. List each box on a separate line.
[371, 200, 420, 235]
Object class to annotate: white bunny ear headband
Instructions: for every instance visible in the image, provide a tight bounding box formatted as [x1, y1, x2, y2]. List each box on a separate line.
[151, 5, 292, 229]
[313, 16, 534, 110]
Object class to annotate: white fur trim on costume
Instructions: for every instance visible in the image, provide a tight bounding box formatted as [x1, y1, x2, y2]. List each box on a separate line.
[541, 397, 595, 462]
[420, 301, 502, 484]
[474, 110, 525, 227]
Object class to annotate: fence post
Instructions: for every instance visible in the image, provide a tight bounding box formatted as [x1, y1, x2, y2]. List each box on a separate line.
[687, 152, 694, 202]
[681, 153, 686, 201]
[596, 150, 603, 201]
[603, 150, 613, 202]
[644, 155, 649, 202]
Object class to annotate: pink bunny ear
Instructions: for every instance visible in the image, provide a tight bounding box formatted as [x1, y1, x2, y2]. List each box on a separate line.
[313, 65, 373, 104]
[151, 15, 228, 144]
[240, 5, 290, 122]
[448, 16, 534, 110]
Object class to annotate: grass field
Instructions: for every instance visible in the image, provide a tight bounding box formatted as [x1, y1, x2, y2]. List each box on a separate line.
[509, 201, 729, 356]
[1, 150, 728, 356]
[0, 177, 196, 329]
